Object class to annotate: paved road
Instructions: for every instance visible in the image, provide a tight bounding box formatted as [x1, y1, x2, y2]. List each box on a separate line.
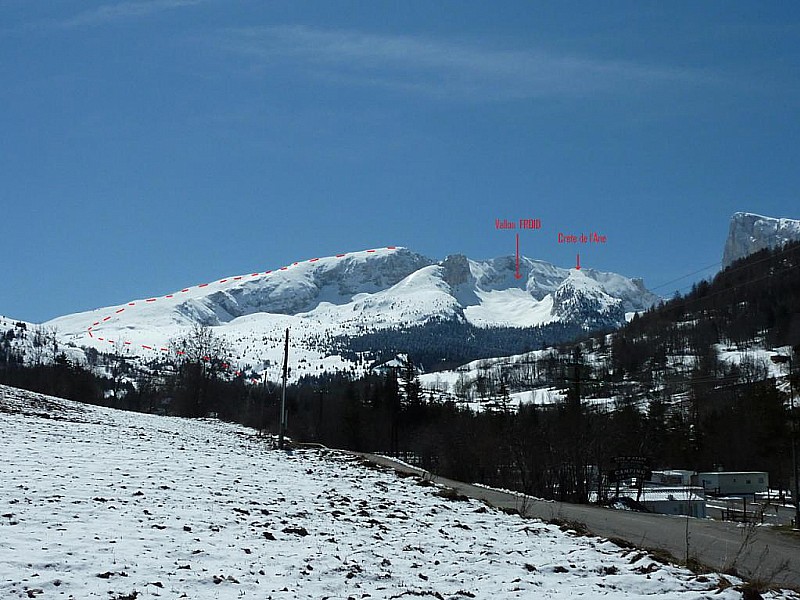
[358, 453, 800, 589]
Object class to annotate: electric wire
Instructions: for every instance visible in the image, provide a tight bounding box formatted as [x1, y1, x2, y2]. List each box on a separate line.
[649, 261, 721, 292]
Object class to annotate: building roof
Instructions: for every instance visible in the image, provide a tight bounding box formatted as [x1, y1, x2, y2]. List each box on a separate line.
[620, 487, 705, 503]
[696, 471, 767, 477]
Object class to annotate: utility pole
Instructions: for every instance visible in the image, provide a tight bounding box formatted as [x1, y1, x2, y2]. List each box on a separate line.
[278, 328, 289, 450]
[259, 367, 267, 436]
[772, 352, 799, 529]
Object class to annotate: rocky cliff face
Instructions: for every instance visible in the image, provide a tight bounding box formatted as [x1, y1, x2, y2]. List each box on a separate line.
[723, 212, 800, 269]
[176, 248, 434, 324]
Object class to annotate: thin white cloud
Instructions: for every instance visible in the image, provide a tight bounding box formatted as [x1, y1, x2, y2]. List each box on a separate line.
[38, 0, 206, 30]
[219, 25, 717, 101]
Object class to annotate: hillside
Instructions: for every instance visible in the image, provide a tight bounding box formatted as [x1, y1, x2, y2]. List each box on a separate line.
[378, 239, 798, 503]
[2, 384, 783, 599]
[426, 235, 800, 398]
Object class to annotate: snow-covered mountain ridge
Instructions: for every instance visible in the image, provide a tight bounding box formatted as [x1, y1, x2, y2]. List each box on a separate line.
[34, 246, 657, 378]
[723, 212, 800, 268]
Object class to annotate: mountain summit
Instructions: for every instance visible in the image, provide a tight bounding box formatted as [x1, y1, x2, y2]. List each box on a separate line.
[46, 247, 657, 377]
[722, 212, 800, 269]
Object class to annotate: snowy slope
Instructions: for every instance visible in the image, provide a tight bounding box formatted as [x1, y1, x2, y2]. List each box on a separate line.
[35, 247, 657, 378]
[0, 316, 31, 329]
[419, 349, 570, 412]
[2, 384, 793, 600]
[723, 212, 800, 268]
[550, 270, 626, 330]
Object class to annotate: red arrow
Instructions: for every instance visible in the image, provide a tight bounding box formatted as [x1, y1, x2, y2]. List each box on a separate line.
[576, 253, 581, 270]
[515, 234, 522, 280]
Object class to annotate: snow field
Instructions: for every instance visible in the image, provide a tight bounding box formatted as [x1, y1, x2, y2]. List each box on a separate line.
[1, 385, 795, 599]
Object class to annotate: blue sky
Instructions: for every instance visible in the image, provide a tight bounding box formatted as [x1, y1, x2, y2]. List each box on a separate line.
[1, 1, 799, 322]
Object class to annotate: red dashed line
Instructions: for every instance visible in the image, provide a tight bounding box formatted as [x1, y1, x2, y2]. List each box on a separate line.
[85, 246, 398, 355]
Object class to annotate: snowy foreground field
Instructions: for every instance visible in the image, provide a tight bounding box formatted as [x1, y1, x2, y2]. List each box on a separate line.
[1, 385, 796, 600]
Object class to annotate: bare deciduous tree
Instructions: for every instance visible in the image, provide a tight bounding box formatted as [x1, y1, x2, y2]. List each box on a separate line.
[170, 324, 233, 417]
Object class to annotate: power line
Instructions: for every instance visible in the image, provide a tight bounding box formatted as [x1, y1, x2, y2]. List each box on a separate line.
[649, 241, 799, 297]
[666, 263, 795, 314]
[638, 242, 799, 317]
[649, 261, 721, 292]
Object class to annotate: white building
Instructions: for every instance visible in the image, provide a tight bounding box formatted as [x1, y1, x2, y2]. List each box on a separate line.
[693, 471, 768, 496]
[650, 470, 694, 486]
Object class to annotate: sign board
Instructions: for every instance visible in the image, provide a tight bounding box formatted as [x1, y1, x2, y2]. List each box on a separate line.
[608, 456, 650, 483]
